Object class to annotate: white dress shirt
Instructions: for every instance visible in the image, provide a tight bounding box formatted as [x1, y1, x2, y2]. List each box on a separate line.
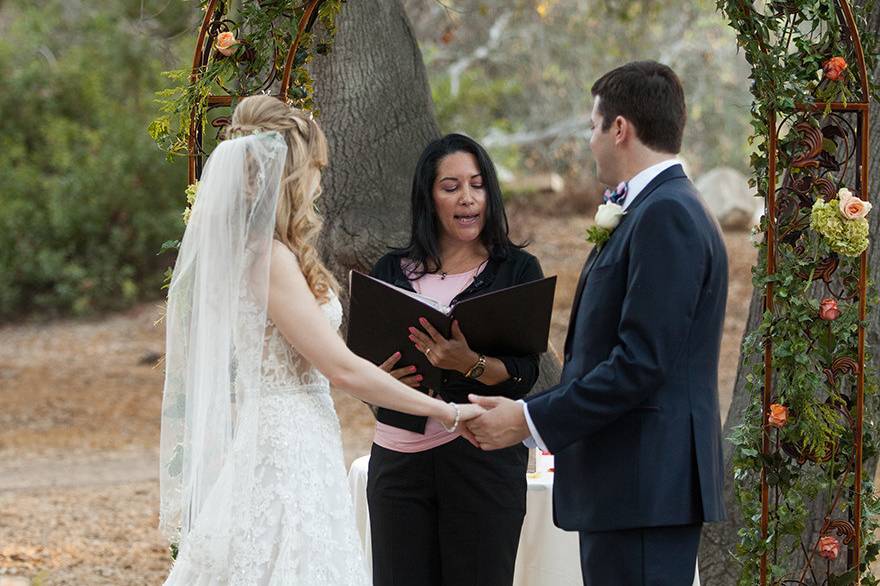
[521, 158, 681, 451]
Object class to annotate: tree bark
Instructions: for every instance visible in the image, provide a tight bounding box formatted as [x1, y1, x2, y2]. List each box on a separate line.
[697, 289, 764, 583]
[699, 3, 880, 581]
[862, 0, 880, 353]
[310, 0, 439, 280]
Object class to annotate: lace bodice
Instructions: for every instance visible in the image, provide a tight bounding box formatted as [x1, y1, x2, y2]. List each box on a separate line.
[261, 292, 343, 392]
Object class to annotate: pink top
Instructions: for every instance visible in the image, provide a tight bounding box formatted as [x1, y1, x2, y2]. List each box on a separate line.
[372, 260, 487, 453]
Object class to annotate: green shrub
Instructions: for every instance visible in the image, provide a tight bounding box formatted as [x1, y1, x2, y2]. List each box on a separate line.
[0, 2, 187, 320]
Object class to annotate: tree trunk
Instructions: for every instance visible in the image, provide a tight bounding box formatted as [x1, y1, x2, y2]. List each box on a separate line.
[697, 289, 764, 583]
[862, 0, 880, 354]
[699, 3, 880, 581]
[310, 0, 439, 280]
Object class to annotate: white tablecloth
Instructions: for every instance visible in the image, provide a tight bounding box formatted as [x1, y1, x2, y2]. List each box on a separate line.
[347, 455, 699, 586]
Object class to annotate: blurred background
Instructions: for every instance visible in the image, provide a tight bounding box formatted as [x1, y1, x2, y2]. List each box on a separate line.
[0, 1, 758, 584]
[0, 0, 754, 321]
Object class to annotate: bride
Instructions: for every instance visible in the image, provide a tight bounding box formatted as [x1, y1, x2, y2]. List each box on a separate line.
[159, 95, 483, 585]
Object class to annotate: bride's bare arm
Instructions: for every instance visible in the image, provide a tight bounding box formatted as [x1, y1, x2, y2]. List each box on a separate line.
[266, 243, 481, 428]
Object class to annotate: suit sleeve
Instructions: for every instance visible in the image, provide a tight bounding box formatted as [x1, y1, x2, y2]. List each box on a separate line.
[482, 254, 544, 400]
[525, 198, 707, 453]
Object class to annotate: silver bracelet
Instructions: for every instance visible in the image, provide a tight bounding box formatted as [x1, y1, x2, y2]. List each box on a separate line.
[441, 402, 460, 433]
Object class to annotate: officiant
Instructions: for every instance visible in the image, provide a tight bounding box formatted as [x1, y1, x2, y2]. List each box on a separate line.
[366, 133, 544, 586]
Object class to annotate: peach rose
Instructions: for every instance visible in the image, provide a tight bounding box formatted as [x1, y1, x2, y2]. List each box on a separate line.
[819, 298, 841, 321]
[819, 297, 840, 321]
[216, 31, 239, 57]
[837, 188, 872, 220]
[823, 56, 848, 81]
[768, 404, 788, 429]
[818, 535, 840, 560]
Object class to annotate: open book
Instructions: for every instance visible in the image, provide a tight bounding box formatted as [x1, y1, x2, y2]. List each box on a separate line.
[346, 271, 556, 390]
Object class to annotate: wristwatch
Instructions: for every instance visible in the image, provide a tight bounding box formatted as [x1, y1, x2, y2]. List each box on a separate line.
[464, 354, 486, 379]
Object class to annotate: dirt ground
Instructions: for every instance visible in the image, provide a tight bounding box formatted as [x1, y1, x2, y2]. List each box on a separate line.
[0, 203, 758, 585]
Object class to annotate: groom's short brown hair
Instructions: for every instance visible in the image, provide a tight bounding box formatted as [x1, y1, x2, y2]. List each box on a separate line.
[591, 61, 686, 154]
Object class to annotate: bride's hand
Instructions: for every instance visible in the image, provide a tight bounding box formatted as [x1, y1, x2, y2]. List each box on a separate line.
[438, 402, 484, 430]
[453, 403, 486, 448]
[456, 403, 486, 422]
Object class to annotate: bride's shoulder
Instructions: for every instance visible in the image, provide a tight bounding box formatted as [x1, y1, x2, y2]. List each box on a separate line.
[269, 241, 308, 291]
[270, 240, 301, 270]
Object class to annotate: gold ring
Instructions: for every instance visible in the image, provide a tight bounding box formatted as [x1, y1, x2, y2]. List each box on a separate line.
[425, 347, 432, 355]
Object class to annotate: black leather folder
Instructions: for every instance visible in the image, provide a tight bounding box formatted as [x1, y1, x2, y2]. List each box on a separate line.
[346, 270, 556, 391]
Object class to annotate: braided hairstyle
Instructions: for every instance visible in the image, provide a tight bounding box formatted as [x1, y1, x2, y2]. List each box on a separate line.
[228, 95, 339, 303]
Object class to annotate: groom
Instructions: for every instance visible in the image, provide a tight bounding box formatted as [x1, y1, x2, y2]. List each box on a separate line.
[467, 61, 727, 585]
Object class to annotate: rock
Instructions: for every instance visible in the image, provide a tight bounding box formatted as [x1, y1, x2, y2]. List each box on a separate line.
[695, 167, 762, 231]
[507, 173, 566, 195]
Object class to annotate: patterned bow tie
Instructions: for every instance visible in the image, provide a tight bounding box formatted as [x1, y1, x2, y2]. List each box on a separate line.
[602, 182, 628, 206]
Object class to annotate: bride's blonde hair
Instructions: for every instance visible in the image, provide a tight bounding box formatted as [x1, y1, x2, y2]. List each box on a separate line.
[227, 95, 339, 302]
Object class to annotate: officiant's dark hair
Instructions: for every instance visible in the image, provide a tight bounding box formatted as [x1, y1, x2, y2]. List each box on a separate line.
[591, 60, 686, 154]
[395, 133, 524, 277]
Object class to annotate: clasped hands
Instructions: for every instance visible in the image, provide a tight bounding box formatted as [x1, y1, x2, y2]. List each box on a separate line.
[379, 318, 531, 451]
[459, 395, 531, 451]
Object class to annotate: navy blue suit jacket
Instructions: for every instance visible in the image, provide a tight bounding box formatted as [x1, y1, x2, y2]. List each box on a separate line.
[527, 165, 727, 532]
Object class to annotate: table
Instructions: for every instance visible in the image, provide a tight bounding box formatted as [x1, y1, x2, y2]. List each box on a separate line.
[347, 455, 701, 586]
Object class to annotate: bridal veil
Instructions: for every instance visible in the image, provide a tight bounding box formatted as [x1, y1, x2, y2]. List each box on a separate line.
[159, 132, 287, 546]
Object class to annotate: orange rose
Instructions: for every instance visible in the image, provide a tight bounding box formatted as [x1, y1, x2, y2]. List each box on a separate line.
[216, 31, 239, 57]
[823, 56, 848, 81]
[819, 298, 841, 321]
[768, 403, 788, 428]
[837, 188, 872, 220]
[818, 535, 840, 560]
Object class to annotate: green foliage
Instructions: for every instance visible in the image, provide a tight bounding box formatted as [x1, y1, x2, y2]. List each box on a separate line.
[151, 0, 345, 158]
[0, 2, 187, 319]
[584, 225, 611, 247]
[716, 0, 879, 581]
[432, 70, 524, 155]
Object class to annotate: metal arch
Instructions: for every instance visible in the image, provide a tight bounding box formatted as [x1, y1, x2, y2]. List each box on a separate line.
[760, 1, 871, 583]
[838, 0, 871, 104]
[186, 0, 329, 184]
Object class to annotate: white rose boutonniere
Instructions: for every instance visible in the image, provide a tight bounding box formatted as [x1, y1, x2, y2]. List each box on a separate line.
[586, 202, 625, 246]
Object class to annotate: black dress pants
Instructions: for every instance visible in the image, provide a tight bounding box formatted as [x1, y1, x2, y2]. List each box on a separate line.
[578, 523, 702, 585]
[367, 437, 527, 586]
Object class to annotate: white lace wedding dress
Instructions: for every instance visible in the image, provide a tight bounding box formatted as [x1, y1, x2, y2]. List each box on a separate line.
[164, 293, 370, 586]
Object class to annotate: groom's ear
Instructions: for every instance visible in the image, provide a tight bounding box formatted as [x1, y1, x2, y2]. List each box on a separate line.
[613, 115, 630, 146]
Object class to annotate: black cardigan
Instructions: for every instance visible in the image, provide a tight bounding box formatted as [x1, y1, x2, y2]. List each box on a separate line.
[370, 247, 544, 433]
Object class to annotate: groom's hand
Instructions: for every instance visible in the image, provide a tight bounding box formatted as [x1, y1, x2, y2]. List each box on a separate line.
[466, 395, 531, 451]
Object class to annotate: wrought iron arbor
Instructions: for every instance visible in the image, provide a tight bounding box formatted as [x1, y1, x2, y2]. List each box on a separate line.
[186, 0, 329, 184]
[759, 1, 871, 583]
